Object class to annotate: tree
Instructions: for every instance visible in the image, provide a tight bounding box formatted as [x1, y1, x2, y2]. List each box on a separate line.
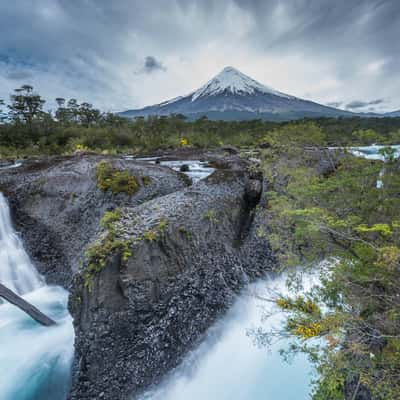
[352, 129, 379, 145]
[67, 99, 80, 123]
[78, 102, 101, 127]
[258, 149, 400, 399]
[55, 97, 70, 125]
[0, 99, 5, 122]
[261, 122, 326, 148]
[101, 112, 127, 128]
[378, 146, 397, 163]
[8, 85, 45, 130]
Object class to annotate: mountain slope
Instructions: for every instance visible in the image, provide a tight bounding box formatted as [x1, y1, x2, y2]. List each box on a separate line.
[384, 110, 400, 117]
[119, 67, 353, 121]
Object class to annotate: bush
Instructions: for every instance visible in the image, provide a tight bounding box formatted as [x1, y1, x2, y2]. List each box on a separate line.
[84, 208, 131, 288]
[96, 161, 139, 195]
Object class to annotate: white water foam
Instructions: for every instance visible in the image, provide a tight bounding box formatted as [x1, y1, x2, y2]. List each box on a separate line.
[0, 194, 42, 294]
[140, 274, 313, 400]
[0, 193, 74, 400]
[130, 157, 215, 182]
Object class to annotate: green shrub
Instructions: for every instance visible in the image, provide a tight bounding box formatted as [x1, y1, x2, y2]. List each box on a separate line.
[84, 236, 132, 288]
[96, 161, 139, 195]
[178, 225, 192, 240]
[84, 208, 131, 289]
[204, 209, 219, 224]
[142, 218, 168, 242]
[100, 208, 122, 229]
[143, 230, 157, 242]
[142, 175, 151, 186]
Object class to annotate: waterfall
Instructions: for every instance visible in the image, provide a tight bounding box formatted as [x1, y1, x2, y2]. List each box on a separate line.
[0, 193, 74, 400]
[140, 275, 313, 400]
[0, 193, 43, 294]
[0, 190, 314, 399]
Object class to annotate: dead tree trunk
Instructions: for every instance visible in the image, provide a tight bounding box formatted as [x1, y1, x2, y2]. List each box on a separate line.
[0, 283, 56, 326]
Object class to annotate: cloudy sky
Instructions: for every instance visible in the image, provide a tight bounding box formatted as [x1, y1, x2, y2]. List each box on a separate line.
[1, 0, 399, 113]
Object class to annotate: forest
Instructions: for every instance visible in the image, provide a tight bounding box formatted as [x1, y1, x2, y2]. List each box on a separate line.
[1, 85, 400, 158]
[258, 144, 400, 399]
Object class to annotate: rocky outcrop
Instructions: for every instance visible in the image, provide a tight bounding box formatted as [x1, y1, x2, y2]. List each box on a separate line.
[0, 150, 274, 399]
[0, 154, 189, 287]
[68, 166, 274, 399]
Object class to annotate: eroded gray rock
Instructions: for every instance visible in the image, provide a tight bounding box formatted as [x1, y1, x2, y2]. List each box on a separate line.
[0, 154, 189, 287]
[68, 168, 274, 400]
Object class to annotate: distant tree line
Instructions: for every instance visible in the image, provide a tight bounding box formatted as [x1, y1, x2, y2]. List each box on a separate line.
[1, 84, 400, 158]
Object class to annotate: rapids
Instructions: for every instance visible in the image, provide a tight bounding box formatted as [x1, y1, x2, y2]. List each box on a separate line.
[0, 193, 74, 400]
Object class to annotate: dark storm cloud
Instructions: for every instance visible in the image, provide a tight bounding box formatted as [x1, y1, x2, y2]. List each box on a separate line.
[346, 100, 370, 109]
[143, 56, 166, 73]
[230, 0, 400, 86]
[0, 0, 399, 110]
[232, 0, 400, 50]
[346, 98, 385, 109]
[369, 99, 385, 105]
[327, 102, 343, 108]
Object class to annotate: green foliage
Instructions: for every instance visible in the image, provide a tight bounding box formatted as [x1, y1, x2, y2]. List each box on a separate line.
[100, 209, 122, 229]
[276, 295, 321, 316]
[204, 209, 219, 225]
[260, 146, 400, 398]
[178, 225, 192, 240]
[142, 175, 151, 186]
[157, 218, 167, 232]
[96, 161, 139, 196]
[261, 121, 326, 147]
[143, 230, 157, 242]
[311, 358, 345, 400]
[143, 218, 168, 242]
[378, 146, 397, 163]
[84, 209, 131, 289]
[84, 237, 131, 283]
[355, 223, 392, 236]
[2, 84, 400, 157]
[8, 85, 46, 129]
[352, 129, 379, 145]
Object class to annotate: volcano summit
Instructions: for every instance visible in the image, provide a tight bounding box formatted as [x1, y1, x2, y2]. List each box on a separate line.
[119, 66, 352, 121]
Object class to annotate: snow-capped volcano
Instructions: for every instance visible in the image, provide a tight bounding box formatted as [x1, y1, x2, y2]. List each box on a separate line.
[119, 66, 352, 121]
[190, 66, 292, 101]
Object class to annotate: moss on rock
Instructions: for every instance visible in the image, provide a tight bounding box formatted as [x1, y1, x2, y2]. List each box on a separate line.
[96, 161, 139, 196]
[84, 208, 132, 289]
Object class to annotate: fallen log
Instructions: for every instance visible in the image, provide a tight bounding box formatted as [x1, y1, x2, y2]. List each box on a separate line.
[0, 283, 56, 326]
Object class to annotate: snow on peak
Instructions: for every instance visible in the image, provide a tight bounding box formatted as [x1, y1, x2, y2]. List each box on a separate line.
[191, 66, 292, 101]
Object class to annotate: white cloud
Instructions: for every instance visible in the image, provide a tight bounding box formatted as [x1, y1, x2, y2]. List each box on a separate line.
[364, 58, 388, 75]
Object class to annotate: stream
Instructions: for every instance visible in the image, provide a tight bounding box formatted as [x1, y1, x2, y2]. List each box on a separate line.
[349, 144, 400, 160]
[349, 144, 400, 188]
[130, 156, 215, 182]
